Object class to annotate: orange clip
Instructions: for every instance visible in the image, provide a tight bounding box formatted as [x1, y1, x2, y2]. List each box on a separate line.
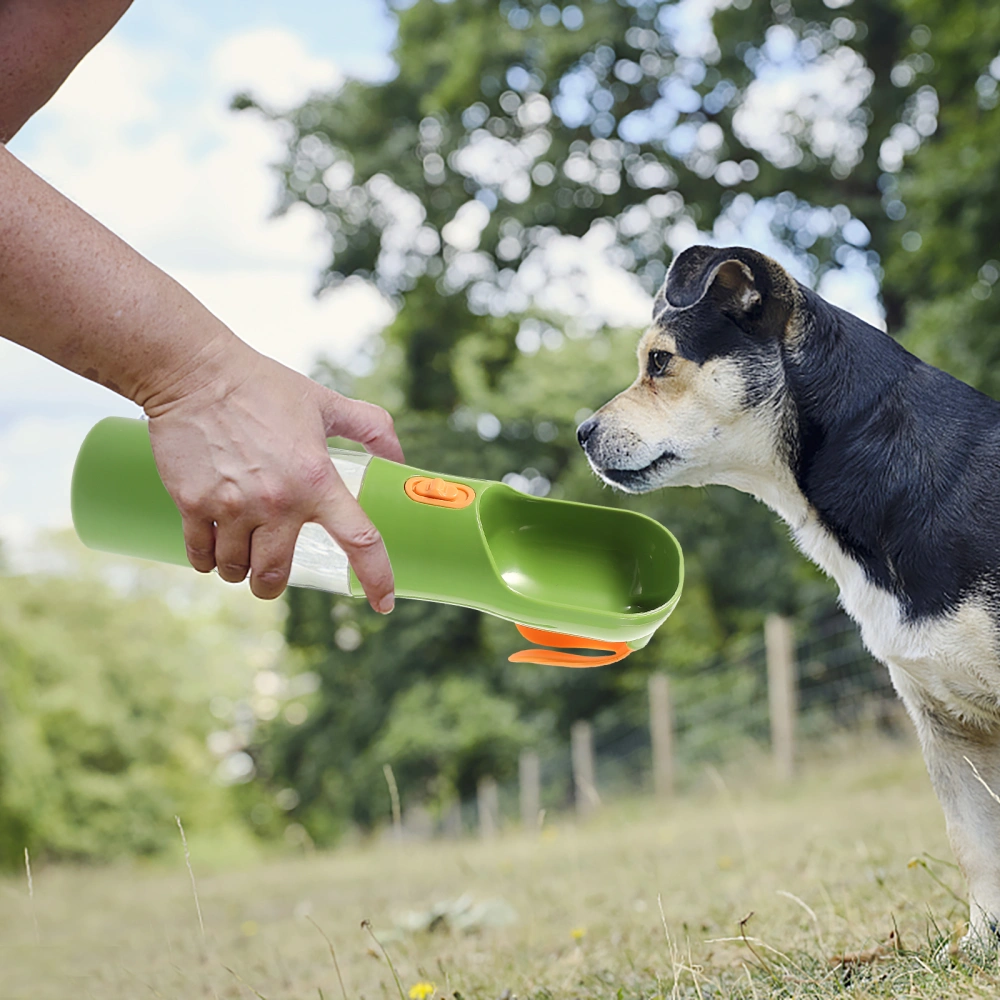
[404, 476, 475, 509]
[508, 624, 633, 668]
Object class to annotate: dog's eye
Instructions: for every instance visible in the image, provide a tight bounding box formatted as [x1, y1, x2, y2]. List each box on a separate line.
[647, 349, 673, 378]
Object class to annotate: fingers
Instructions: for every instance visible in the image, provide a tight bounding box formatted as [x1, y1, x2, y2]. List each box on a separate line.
[319, 390, 405, 464]
[187, 469, 395, 612]
[248, 520, 302, 600]
[183, 510, 301, 598]
[182, 516, 217, 573]
[214, 519, 252, 584]
[314, 471, 395, 614]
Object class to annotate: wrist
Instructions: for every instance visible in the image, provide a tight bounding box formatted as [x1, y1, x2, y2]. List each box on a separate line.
[139, 326, 254, 418]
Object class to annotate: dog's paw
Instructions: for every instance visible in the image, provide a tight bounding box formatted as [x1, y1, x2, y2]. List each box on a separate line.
[936, 920, 1000, 965]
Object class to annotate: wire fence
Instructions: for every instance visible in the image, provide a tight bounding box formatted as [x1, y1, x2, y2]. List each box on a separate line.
[440, 599, 907, 838]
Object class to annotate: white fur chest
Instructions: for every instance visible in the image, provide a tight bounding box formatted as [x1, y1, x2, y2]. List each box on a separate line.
[792, 514, 1000, 724]
[733, 465, 1000, 724]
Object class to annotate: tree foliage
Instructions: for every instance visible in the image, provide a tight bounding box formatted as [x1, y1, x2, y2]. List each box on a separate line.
[0, 536, 302, 867]
[238, 0, 1000, 839]
[0, 572, 234, 865]
[885, 1, 1000, 397]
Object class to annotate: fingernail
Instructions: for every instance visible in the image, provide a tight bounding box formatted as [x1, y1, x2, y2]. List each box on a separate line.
[378, 593, 395, 614]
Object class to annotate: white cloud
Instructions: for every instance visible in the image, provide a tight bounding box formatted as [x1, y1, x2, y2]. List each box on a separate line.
[211, 28, 343, 109]
[34, 34, 164, 133]
[173, 268, 393, 374]
[16, 29, 391, 356]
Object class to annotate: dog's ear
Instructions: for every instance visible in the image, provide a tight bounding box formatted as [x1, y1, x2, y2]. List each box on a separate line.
[653, 245, 792, 332]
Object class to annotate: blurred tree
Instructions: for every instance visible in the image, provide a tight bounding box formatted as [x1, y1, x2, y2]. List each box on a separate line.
[0, 572, 235, 865]
[0, 533, 302, 866]
[881, 1, 1000, 396]
[372, 676, 535, 805]
[238, 0, 997, 835]
[240, 0, 919, 319]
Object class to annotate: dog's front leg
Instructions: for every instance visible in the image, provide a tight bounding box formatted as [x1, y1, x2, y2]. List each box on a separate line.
[890, 665, 1000, 946]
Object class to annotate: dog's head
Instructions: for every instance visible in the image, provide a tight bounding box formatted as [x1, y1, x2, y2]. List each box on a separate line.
[578, 245, 802, 493]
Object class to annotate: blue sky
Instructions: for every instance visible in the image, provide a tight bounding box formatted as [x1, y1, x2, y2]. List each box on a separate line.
[117, 0, 396, 63]
[112, 0, 397, 112]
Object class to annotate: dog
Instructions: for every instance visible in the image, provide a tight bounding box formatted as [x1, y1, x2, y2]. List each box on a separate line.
[578, 244, 1000, 945]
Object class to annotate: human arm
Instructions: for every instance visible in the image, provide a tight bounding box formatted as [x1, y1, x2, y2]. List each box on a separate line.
[0, 0, 134, 143]
[0, 144, 402, 609]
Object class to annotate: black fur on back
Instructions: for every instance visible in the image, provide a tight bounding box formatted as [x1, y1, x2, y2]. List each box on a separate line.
[782, 287, 1000, 621]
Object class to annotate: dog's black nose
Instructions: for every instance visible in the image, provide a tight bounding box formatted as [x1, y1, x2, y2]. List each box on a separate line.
[577, 416, 598, 447]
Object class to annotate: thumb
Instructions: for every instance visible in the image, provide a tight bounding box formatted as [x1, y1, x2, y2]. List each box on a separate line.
[318, 388, 404, 464]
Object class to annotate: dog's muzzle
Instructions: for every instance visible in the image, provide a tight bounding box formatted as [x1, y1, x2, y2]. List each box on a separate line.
[576, 417, 679, 493]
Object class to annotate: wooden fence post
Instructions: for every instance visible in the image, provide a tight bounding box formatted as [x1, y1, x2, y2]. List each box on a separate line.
[648, 673, 675, 797]
[477, 776, 499, 839]
[443, 801, 463, 839]
[519, 750, 541, 832]
[571, 720, 599, 817]
[765, 614, 797, 781]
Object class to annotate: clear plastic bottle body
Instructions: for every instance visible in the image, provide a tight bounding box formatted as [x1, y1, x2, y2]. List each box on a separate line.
[287, 449, 372, 595]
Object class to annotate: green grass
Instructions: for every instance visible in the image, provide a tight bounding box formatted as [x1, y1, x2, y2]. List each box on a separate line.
[3, 738, 1000, 999]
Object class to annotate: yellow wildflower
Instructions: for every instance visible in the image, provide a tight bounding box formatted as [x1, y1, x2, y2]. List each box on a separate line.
[571, 926, 586, 941]
[408, 982, 435, 1000]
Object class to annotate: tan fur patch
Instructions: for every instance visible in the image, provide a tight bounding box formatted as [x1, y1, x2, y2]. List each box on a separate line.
[632, 327, 728, 417]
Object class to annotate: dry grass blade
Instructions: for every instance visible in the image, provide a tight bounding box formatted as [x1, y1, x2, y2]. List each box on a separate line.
[737, 911, 774, 976]
[383, 764, 402, 841]
[175, 815, 205, 941]
[307, 915, 349, 1000]
[224, 964, 270, 999]
[175, 815, 220, 1000]
[907, 856, 966, 905]
[361, 919, 406, 1000]
[776, 890, 818, 925]
[964, 756, 1000, 808]
[703, 935, 794, 961]
[24, 847, 39, 945]
[704, 764, 751, 861]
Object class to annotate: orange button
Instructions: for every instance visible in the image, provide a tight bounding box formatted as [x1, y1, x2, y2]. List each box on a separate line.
[404, 476, 475, 509]
[419, 478, 458, 500]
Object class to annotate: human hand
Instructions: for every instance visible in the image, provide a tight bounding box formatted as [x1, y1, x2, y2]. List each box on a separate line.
[0, 144, 399, 607]
[143, 337, 403, 608]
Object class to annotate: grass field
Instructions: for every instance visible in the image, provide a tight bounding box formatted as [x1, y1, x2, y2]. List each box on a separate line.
[3, 737, 1000, 999]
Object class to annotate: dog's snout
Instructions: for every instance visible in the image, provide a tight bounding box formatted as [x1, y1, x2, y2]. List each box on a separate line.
[577, 416, 599, 448]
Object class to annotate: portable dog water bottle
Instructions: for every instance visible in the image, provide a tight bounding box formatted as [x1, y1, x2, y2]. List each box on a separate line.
[72, 417, 683, 666]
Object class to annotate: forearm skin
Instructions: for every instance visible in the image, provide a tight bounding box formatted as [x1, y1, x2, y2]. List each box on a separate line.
[0, 0, 135, 142]
[0, 144, 243, 410]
